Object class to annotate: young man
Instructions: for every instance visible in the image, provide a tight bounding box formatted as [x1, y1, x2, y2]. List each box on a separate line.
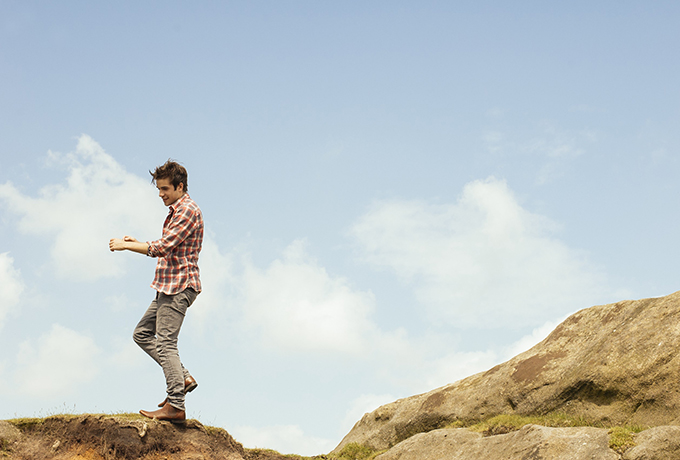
[109, 160, 204, 423]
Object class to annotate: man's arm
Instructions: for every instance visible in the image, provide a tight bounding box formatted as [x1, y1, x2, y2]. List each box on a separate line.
[109, 236, 149, 255]
[147, 207, 200, 258]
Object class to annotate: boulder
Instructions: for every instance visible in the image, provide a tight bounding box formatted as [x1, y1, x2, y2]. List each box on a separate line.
[374, 425, 618, 460]
[623, 426, 680, 460]
[335, 291, 680, 452]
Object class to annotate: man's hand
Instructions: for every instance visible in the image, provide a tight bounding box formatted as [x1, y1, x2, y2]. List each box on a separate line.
[109, 237, 126, 252]
[109, 236, 149, 255]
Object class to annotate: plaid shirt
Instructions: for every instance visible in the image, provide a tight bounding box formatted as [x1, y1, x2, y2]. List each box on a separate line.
[147, 193, 203, 295]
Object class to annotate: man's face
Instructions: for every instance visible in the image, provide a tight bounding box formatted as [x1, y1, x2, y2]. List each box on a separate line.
[156, 178, 184, 206]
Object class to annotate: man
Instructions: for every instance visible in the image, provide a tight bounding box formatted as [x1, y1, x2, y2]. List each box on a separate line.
[109, 160, 203, 423]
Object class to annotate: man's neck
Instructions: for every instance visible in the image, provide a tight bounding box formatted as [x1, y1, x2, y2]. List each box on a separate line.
[168, 193, 187, 208]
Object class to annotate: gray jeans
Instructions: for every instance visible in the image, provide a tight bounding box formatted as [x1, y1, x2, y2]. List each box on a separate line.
[133, 288, 198, 411]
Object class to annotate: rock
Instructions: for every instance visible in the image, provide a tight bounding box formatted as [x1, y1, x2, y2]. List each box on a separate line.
[335, 291, 680, 452]
[7, 414, 246, 459]
[0, 420, 22, 453]
[623, 426, 680, 460]
[375, 425, 618, 460]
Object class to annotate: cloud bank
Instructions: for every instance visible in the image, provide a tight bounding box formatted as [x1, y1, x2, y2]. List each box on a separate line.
[350, 177, 607, 328]
[232, 423, 335, 457]
[14, 324, 101, 398]
[240, 239, 378, 354]
[0, 253, 24, 330]
[0, 135, 164, 281]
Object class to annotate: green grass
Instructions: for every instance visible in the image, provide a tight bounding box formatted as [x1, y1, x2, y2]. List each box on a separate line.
[608, 425, 645, 453]
[445, 413, 646, 453]
[464, 413, 593, 433]
[327, 442, 387, 460]
[7, 412, 148, 430]
[6, 417, 46, 430]
[242, 444, 387, 460]
[245, 447, 326, 459]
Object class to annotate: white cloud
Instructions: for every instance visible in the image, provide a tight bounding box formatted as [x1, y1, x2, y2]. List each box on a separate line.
[502, 316, 568, 360]
[231, 424, 335, 456]
[423, 350, 500, 392]
[109, 336, 147, 370]
[239, 239, 377, 354]
[0, 252, 24, 329]
[0, 362, 6, 394]
[14, 324, 101, 398]
[350, 177, 607, 329]
[105, 293, 133, 313]
[188, 232, 237, 331]
[0, 134, 165, 281]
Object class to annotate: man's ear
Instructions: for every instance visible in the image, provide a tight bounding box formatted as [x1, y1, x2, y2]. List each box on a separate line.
[177, 182, 185, 192]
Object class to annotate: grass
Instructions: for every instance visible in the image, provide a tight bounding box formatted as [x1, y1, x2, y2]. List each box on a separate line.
[204, 424, 229, 437]
[327, 443, 387, 460]
[244, 447, 329, 459]
[1, 439, 13, 456]
[445, 413, 646, 453]
[6, 417, 47, 430]
[608, 425, 645, 454]
[7, 412, 148, 430]
[241, 443, 389, 460]
[464, 413, 593, 433]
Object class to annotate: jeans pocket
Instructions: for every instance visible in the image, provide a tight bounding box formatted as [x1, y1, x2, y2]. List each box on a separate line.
[183, 288, 198, 308]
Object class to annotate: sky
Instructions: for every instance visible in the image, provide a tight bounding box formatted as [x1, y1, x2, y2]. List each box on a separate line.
[1, 0, 679, 455]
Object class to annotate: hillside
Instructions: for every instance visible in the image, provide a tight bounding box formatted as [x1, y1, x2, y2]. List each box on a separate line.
[332, 291, 680, 458]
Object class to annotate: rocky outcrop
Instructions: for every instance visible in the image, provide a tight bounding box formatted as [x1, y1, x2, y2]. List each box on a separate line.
[335, 291, 680, 452]
[374, 425, 619, 460]
[370, 424, 680, 460]
[3, 414, 247, 460]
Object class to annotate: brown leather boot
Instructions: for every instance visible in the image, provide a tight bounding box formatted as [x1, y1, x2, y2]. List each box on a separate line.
[140, 402, 186, 423]
[158, 375, 198, 407]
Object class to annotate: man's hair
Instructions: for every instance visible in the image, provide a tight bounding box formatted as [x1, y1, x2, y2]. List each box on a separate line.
[150, 160, 188, 192]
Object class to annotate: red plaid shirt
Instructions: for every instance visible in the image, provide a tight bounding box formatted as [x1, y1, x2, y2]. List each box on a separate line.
[147, 193, 203, 295]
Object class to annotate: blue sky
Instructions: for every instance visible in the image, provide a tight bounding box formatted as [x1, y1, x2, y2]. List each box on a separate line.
[1, 0, 679, 455]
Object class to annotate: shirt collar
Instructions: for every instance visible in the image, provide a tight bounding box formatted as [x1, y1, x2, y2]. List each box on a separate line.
[168, 193, 189, 213]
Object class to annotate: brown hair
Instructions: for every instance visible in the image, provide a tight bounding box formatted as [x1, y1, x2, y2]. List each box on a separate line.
[150, 160, 188, 192]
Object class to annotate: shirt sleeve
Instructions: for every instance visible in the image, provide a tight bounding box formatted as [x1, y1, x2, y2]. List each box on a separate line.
[147, 206, 200, 258]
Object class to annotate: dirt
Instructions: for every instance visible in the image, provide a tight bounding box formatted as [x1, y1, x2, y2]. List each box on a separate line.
[0, 414, 309, 460]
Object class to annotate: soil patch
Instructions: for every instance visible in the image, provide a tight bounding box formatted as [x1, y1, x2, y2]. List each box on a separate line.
[3, 414, 247, 460]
